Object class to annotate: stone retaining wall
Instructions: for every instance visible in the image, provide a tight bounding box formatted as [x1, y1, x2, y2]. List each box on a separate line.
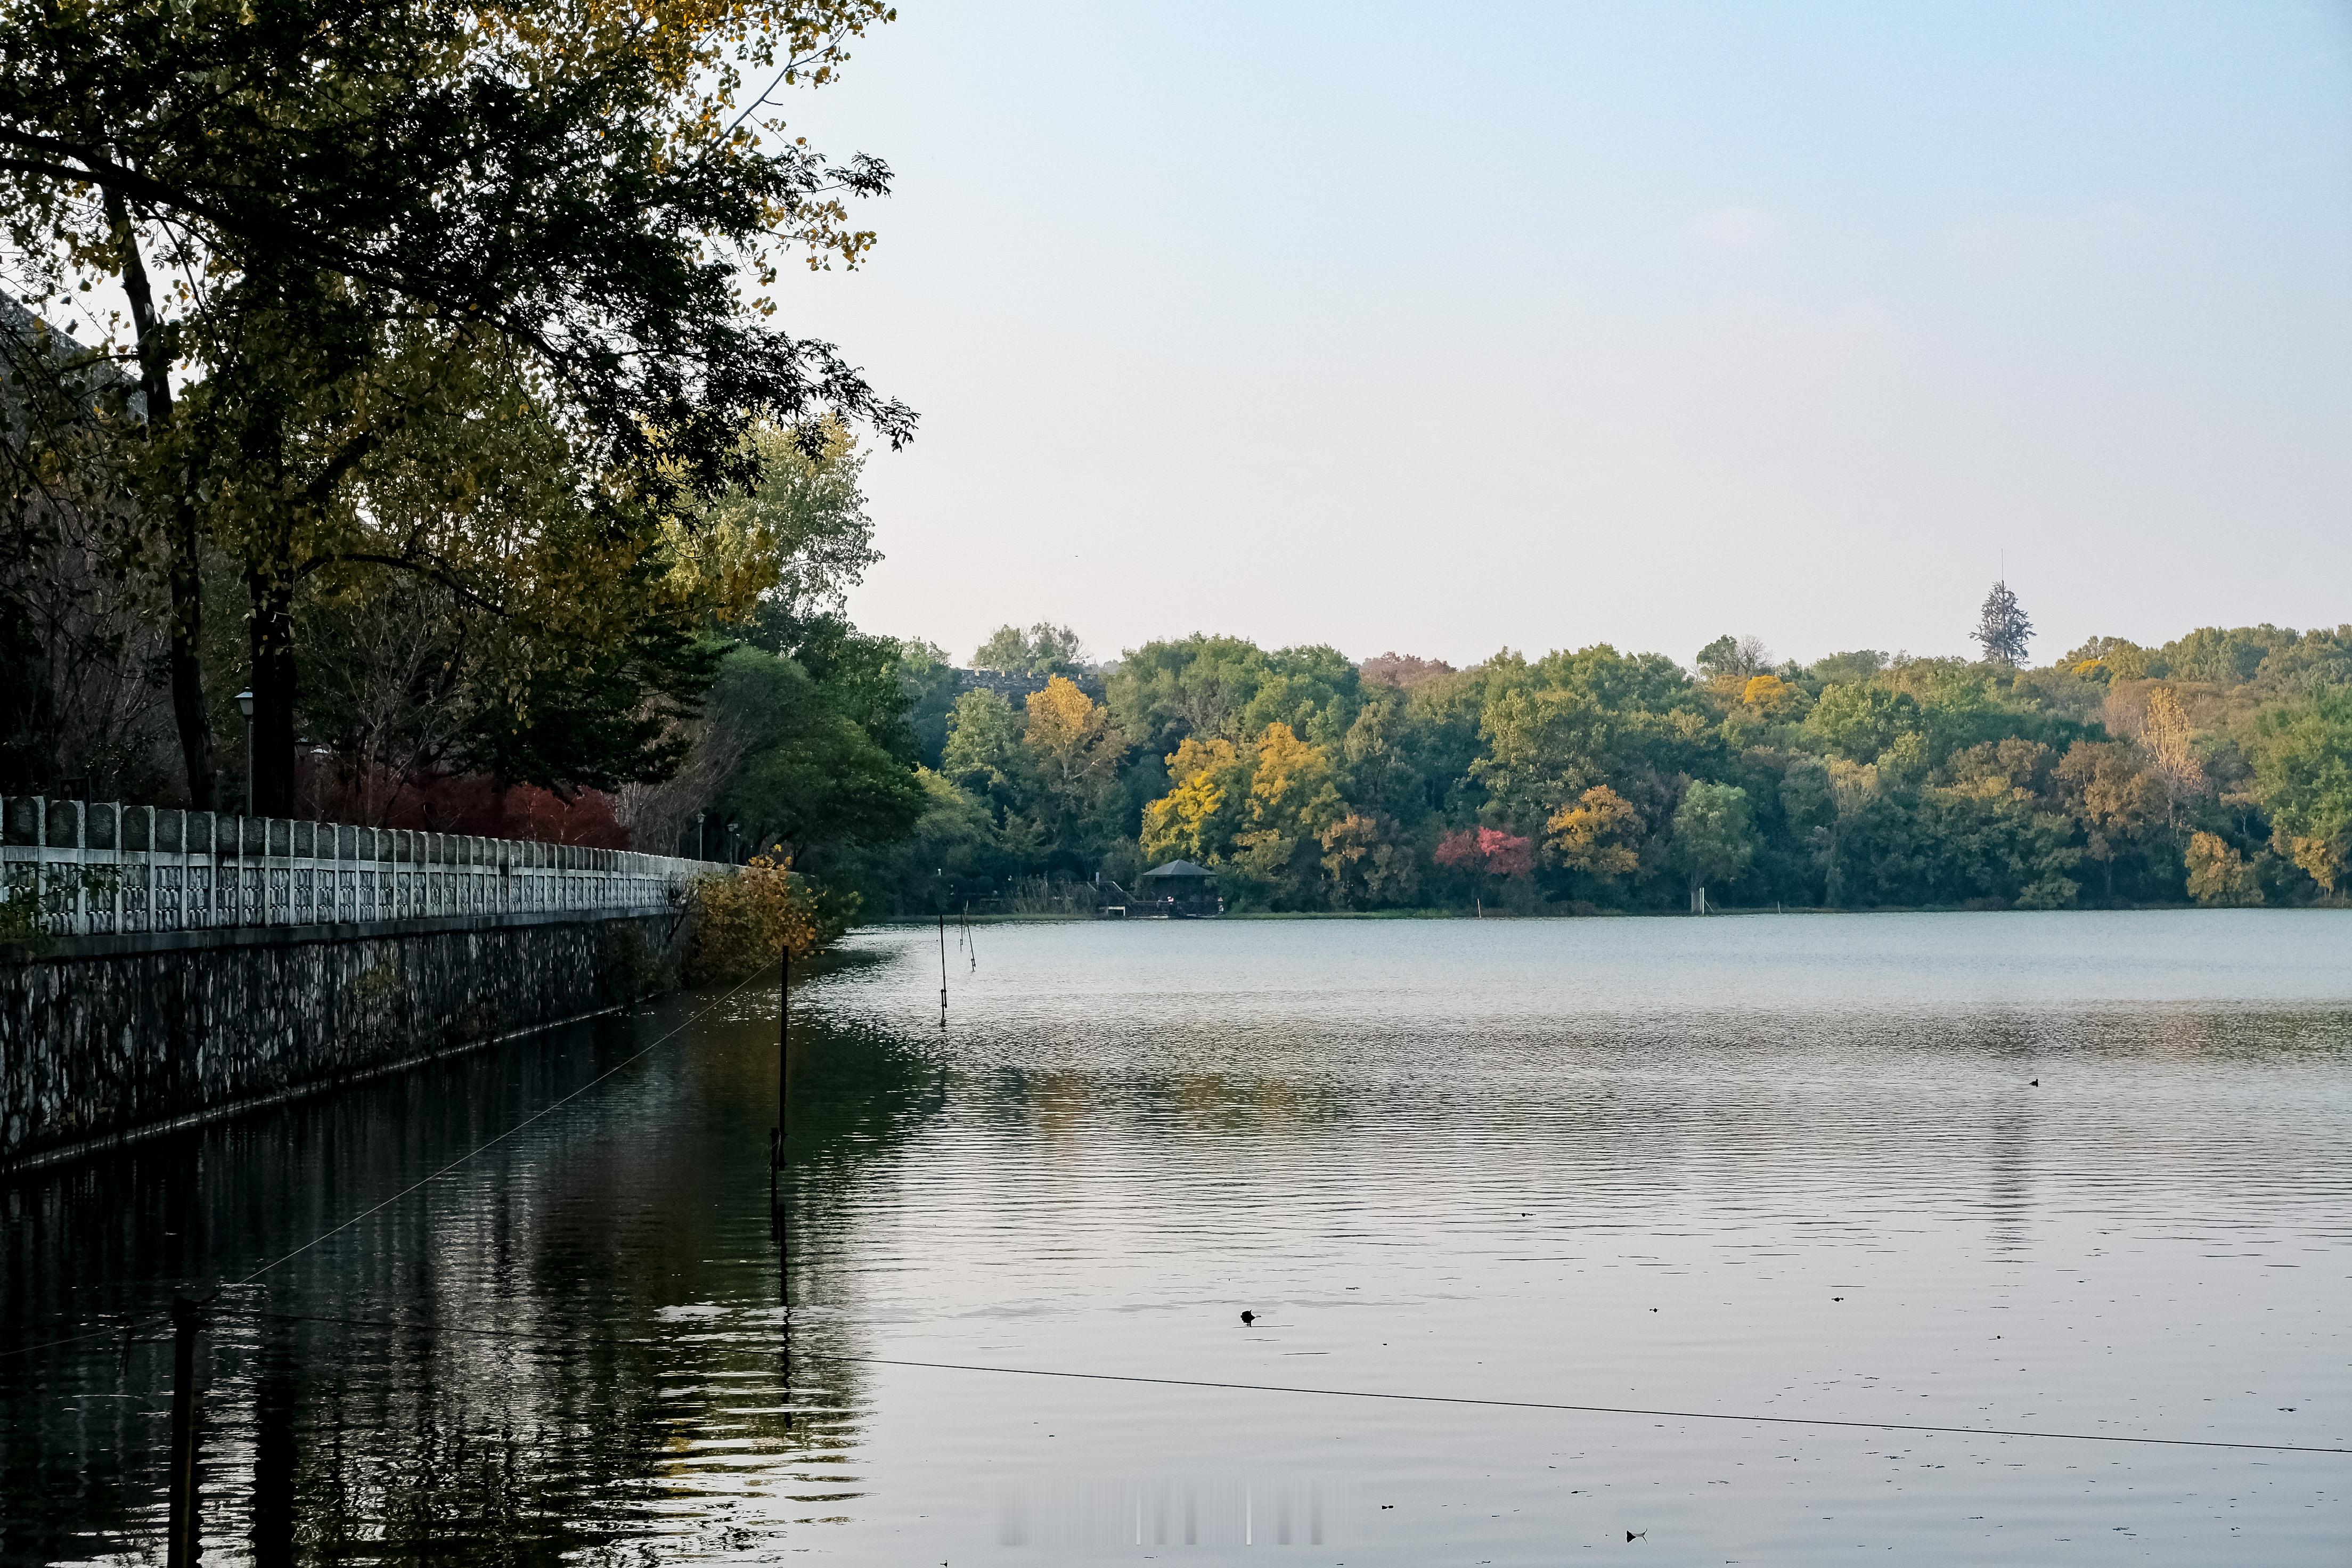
[0, 911, 685, 1172]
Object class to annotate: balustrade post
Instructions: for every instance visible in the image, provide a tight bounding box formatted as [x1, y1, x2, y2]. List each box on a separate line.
[156, 807, 183, 932]
[1, 796, 37, 935]
[83, 802, 117, 934]
[186, 811, 211, 929]
[46, 798, 84, 936]
[120, 804, 150, 933]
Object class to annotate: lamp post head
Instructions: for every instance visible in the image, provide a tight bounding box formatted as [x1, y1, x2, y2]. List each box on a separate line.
[235, 689, 255, 720]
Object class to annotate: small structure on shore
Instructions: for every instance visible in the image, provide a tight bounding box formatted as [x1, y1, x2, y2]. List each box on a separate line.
[1140, 860, 1222, 918]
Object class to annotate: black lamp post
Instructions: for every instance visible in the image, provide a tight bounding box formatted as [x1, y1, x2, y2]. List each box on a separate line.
[234, 689, 256, 816]
[726, 818, 739, 864]
[696, 808, 706, 860]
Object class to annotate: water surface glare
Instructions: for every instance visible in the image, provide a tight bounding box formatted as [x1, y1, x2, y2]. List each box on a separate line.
[3, 910, 2347, 1563]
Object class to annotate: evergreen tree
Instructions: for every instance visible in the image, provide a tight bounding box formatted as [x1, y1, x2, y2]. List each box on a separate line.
[1974, 581, 2034, 666]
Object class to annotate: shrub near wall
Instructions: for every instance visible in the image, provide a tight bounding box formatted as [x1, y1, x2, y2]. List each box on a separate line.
[683, 856, 851, 984]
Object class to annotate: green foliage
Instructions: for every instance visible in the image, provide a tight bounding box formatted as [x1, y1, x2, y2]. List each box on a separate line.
[942, 690, 1034, 807]
[1107, 634, 1279, 754]
[1538, 645, 1693, 713]
[452, 616, 724, 794]
[2250, 689, 2352, 895]
[711, 422, 880, 626]
[1673, 781, 1755, 893]
[1912, 777, 2080, 908]
[1471, 687, 1607, 830]
[2245, 627, 2352, 696]
[2061, 624, 2352, 696]
[2184, 832, 2263, 908]
[1234, 645, 1363, 747]
[711, 648, 925, 864]
[1808, 649, 1888, 686]
[904, 768, 1028, 886]
[973, 622, 1084, 677]
[2162, 626, 2282, 685]
[1807, 684, 1923, 763]
[896, 641, 961, 768]
[750, 614, 925, 765]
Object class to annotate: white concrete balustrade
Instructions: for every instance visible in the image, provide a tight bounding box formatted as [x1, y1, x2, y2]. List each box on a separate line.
[0, 796, 707, 939]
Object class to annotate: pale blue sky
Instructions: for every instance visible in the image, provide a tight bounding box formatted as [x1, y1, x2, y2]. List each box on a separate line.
[783, 2, 2352, 671]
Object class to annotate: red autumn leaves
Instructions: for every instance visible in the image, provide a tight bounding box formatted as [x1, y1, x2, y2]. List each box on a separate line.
[1434, 826, 1534, 880]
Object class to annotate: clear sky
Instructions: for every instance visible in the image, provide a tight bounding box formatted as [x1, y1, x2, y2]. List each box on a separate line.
[779, 2, 2352, 672]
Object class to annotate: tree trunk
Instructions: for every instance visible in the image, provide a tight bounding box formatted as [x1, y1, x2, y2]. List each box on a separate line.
[108, 192, 214, 808]
[248, 563, 298, 815]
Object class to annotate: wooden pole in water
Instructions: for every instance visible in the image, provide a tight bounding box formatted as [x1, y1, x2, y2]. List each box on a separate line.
[778, 1182, 793, 1431]
[249, 1330, 296, 1568]
[772, 943, 789, 1210]
[938, 906, 948, 1028]
[166, 1295, 202, 1568]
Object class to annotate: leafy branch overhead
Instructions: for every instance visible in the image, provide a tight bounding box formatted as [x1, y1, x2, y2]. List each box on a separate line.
[1, 0, 912, 481]
[0, 0, 912, 812]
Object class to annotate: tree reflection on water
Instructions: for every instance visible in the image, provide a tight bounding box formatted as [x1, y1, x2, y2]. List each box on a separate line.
[0, 987, 946, 1565]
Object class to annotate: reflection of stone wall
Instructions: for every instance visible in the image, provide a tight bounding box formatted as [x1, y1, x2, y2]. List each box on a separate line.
[0, 911, 684, 1171]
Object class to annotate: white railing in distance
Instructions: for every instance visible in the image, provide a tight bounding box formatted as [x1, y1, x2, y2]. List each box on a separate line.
[0, 796, 710, 939]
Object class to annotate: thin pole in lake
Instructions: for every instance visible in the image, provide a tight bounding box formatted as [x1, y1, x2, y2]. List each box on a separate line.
[166, 1295, 202, 1568]
[772, 943, 789, 1223]
[778, 1167, 793, 1433]
[938, 905, 949, 1029]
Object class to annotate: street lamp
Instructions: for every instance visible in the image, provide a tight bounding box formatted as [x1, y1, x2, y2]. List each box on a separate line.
[234, 689, 256, 816]
[725, 818, 739, 864]
[696, 808, 706, 860]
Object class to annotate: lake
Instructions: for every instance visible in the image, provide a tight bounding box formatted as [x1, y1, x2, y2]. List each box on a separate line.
[3, 910, 2347, 1563]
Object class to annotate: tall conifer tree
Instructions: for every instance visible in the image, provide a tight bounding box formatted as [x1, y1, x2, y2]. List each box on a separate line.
[1974, 581, 2034, 666]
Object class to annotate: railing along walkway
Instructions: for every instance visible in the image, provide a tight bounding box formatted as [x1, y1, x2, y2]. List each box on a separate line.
[2, 796, 706, 940]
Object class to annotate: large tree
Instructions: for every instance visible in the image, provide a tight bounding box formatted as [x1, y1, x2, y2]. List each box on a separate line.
[1673, 779, 1755, 905]
[0, 0, 910, 811]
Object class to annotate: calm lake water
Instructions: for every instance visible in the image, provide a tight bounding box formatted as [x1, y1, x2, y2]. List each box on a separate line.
[3, 911, 2348, 1564]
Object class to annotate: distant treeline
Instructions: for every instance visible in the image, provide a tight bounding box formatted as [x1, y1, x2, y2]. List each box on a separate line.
[823, 618, 2350, 915]
[18, 308, 2341, 919]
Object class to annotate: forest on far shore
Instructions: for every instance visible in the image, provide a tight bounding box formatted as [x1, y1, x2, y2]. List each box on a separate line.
[828, 612, 2349, 917]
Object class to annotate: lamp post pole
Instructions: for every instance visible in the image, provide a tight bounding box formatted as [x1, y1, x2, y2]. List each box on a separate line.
[696, 809, 706, 861]
[234, 689, 256, 816]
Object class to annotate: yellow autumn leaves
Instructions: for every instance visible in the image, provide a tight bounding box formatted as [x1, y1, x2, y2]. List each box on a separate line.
[1138, 722, 1425, 908]
[1142, 723, 1340, 866]
[683, 851, 829, 981]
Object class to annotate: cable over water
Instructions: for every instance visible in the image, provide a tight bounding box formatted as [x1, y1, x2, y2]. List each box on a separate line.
[188, 1307, 2350, 1458]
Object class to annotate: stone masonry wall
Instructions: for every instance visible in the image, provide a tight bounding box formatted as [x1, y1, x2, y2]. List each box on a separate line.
[0, 912, 684, 1171]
